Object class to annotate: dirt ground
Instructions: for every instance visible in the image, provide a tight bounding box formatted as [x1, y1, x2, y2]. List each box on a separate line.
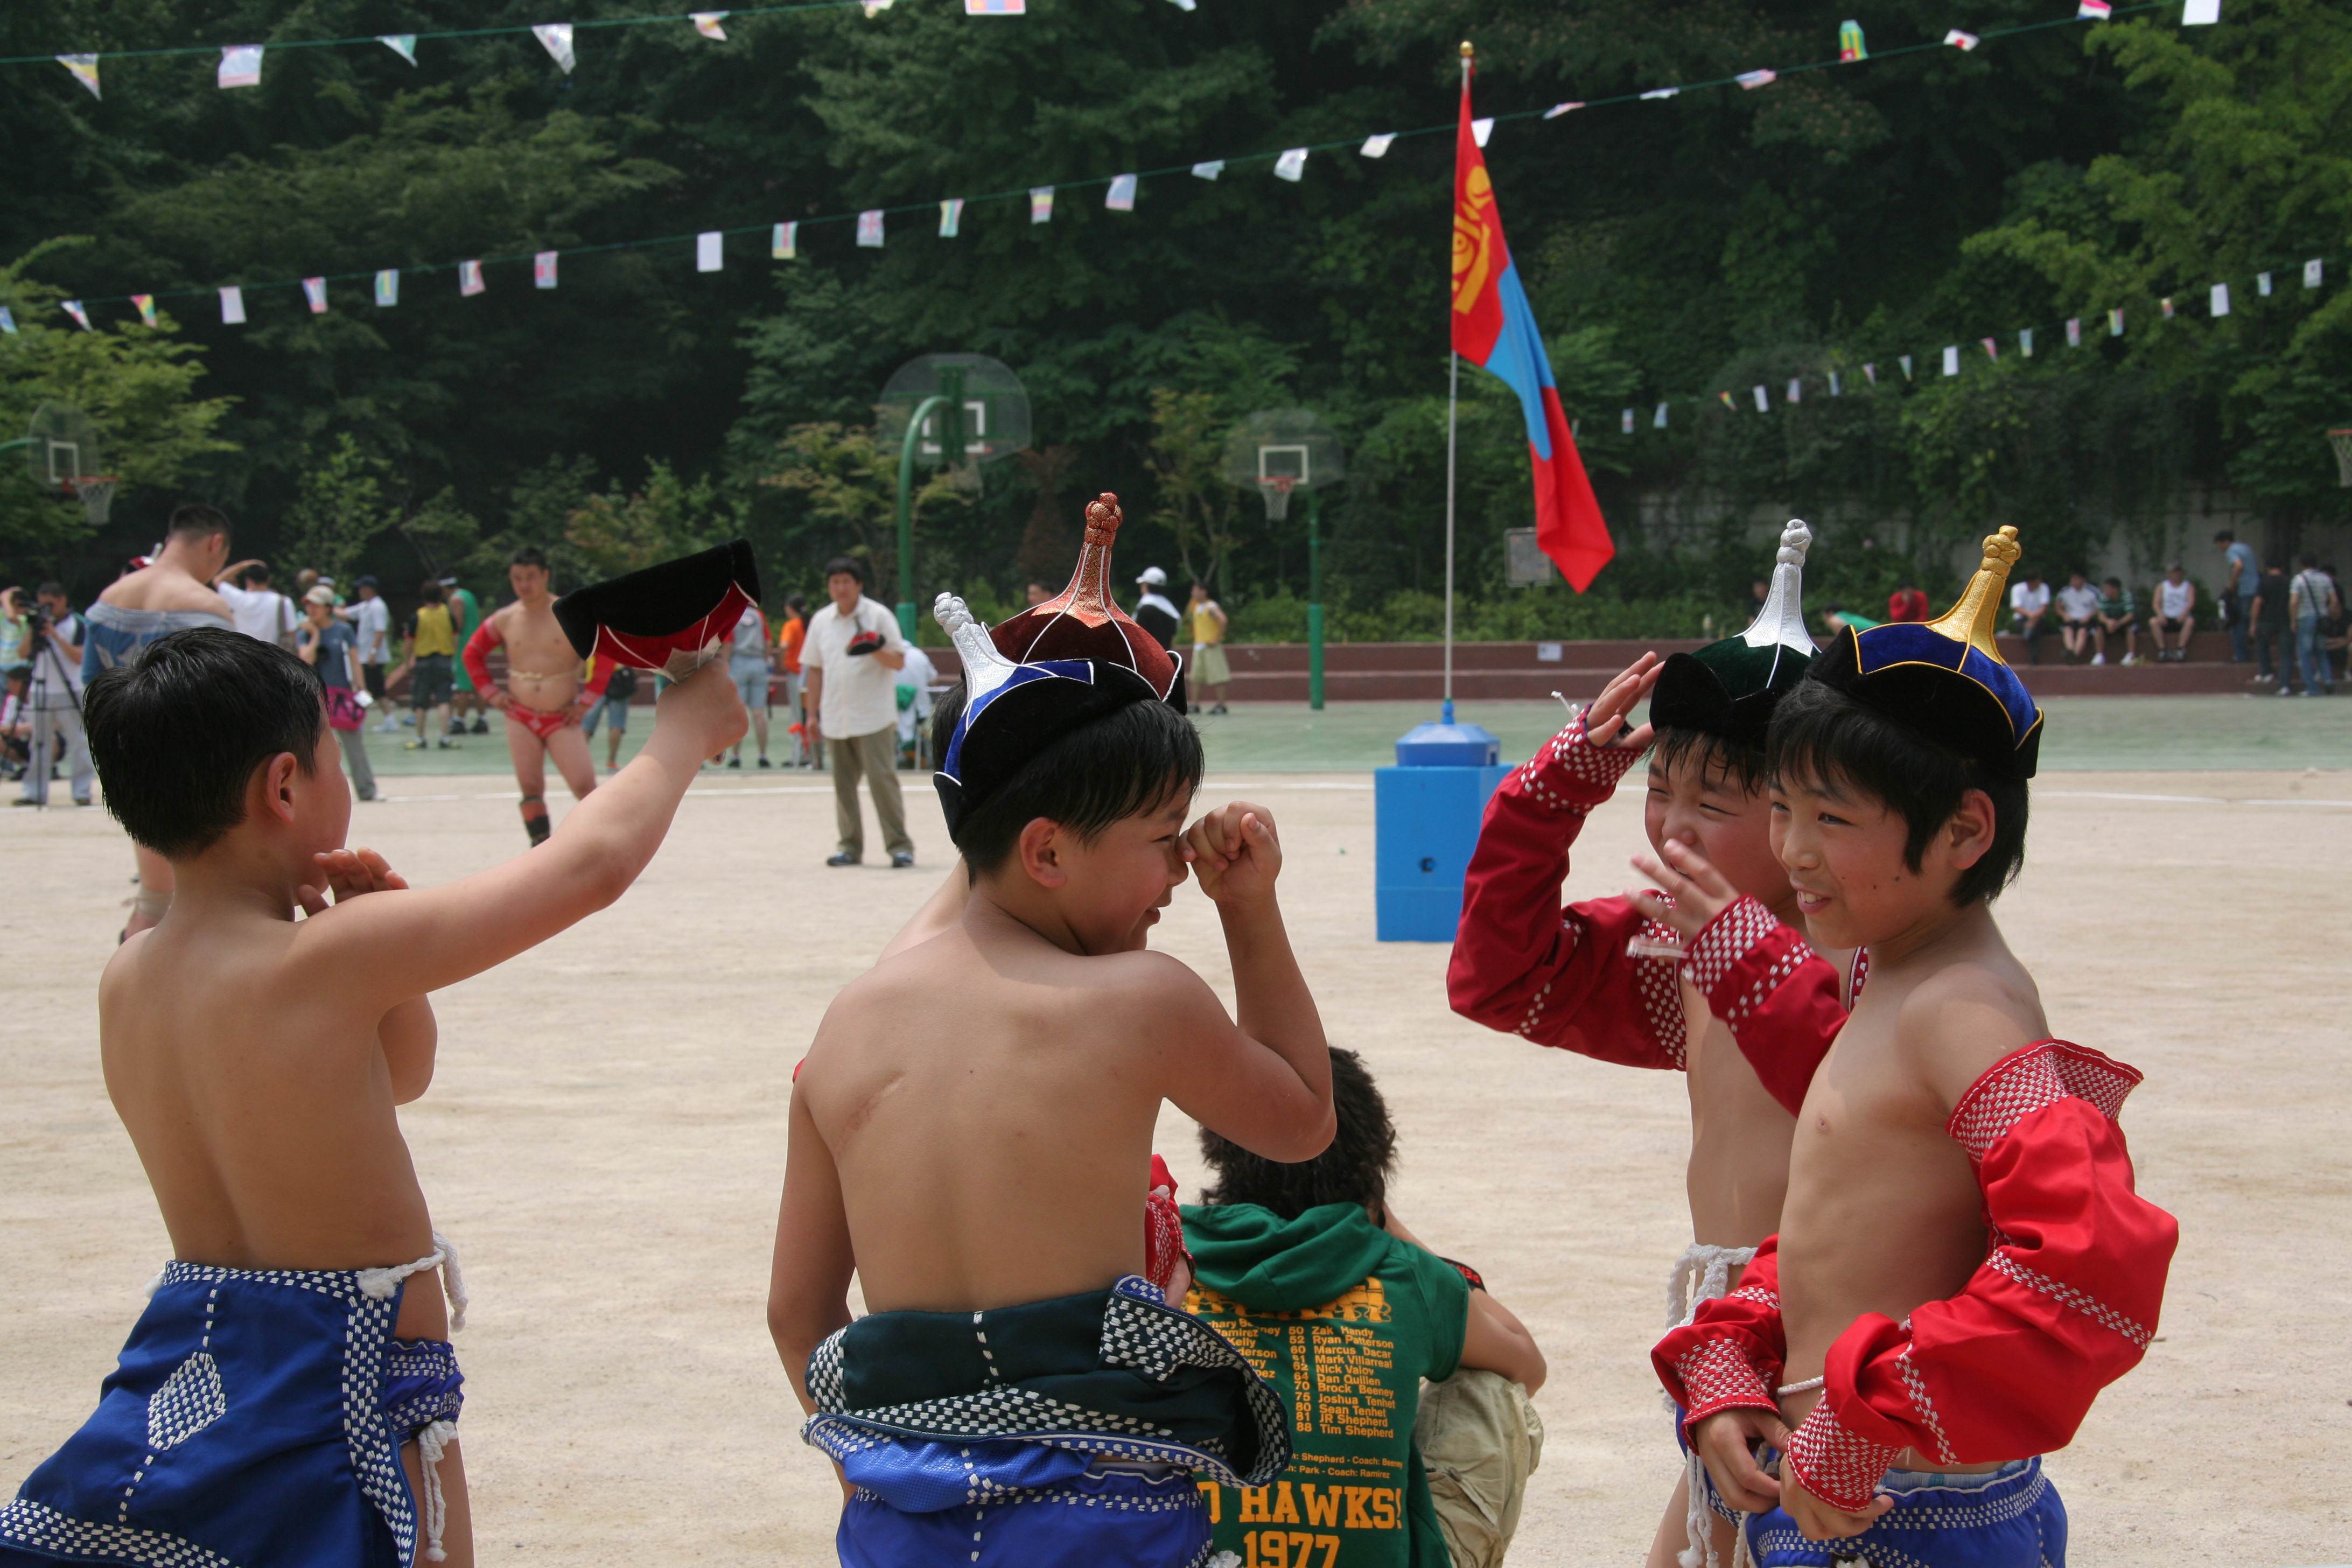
[4, 765, 2348, 1564]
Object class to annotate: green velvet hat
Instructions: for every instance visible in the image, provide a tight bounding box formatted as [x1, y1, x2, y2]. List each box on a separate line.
[1648, 519, 1817, 751]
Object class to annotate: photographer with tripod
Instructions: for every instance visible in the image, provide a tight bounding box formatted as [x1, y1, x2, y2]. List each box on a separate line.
[9, 582, 91, 807]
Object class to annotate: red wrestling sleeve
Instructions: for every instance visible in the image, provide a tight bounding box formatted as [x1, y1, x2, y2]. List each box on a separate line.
[1447, 713, 1687, 1069]
[1653, 1235, 1787, 1434]
[461, 618, 501, 692]
[1683, 897, 1858, 1115]
[1784, 1042, 2179, 1513]
[580, 655, 613, 701]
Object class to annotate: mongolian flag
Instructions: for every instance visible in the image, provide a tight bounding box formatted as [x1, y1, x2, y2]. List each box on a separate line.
[1452, 68, 1613, 589]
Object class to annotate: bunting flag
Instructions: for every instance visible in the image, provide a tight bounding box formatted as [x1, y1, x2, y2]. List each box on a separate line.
[2305, 259, 2323, 288]
[1718, 391, 1735, 410]
[1453, 64, 1612, 590]
[1653, 402, 1669, 428]
[302, 277, 328, 313]
[1361, 134, 1396, 158]
[534, 24, 576, 73]
[2160, 296, 2175, 318]
[2019, 327, 2034, 356]
[220, 286, 246, 324]
[1191, 161, 1224, 180]
[1029, 187, 1054, 223]
[1544, 102, 1584, 118]
[132, 294, 157, 326]
[1621, 408, 1635, 435]
[1640, 87, 1679, 101]
[459, 260, 485, 296]
[692, 12, 729, 38]
[1979, 336, 1998, 361]
[1943, 345, 1960, 375]
[1168, 0, 1197, 10]
[375, 269, 398, 305]
[2077, 0, 2112, 16]
[773, 221, 798, 260]
[1736, 69, 1776, 89]
[0, 309, 15, 334]
[860, 0, 894, 13]
[535, 251, 559, 289]
[939, 198, 963, 237]
[1786, 377, 1802, 403]
[1751, 384, 1769, 410]
[857, 209, 884, 248]
[2182, 0, 2219, 20]
[965, 0, 1026, 11]
[1840, 20, 1867, 60]
[62, 301, 92, 331]
[2210, 282, 2229, 317]
[1945, 29, 1981, 48]
[697, 231, 723, 271]
[1898, 354, 1913, 379]
[1275, 148, 1309, 181]
[2110, 306, 2125, 334]
[1863, 362, 1878, 384]
[1105, 173, 1138, 212]
[1472, 117, 1495, 145]
[381, 36, 418, 64]
[2067, 317, 2081, 346]
[219, 46, 264, 89]
[57, 55, 100, 99]
[1829, 369, 1842, 395]
[2258, 271, 2273, 296]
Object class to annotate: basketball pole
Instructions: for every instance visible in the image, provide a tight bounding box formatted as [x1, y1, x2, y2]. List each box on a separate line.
[1307, 486, 1324, 710]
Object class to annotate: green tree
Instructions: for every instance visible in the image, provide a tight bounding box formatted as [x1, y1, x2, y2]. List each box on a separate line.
[283, 432, 399, 586]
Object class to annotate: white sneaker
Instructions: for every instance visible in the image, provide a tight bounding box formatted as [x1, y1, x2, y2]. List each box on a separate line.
[2091, 653, 2105, 666]
[2122, 653, 2138, 666]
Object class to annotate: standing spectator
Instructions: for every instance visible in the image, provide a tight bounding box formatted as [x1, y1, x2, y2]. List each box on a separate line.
[2327, 563, 2351, 684]
[1024, 579, 1053, 607]
[2006, 566, 2052, 663]
[894, 640, 939, 768]
[401, 578, 459, 750]
[213, 559, 299, 648]
[727, 599, 774, 768]
[1188, 580, 1231, 714]
[2289, 554, 2340, 696]
[2217, 529, 2259, 663]
[775, 592, 810, 765]
[1885, 581, 1931, 623]
[0, 588, 28, 680]
[1, 667, 29, 779]
[295, 585, 376, 801]
[2055, 570, 2102, 663]
[2151, 563, 2197, 661]
[1132, 565, 1182, 650]
[345, 576, 398, 731]
[804, 557, 914, 867]
[12, 582, 90, 807]
[2092, 577, 2140, 666]
[443, 575, 490, 736]
[2248, 561, 2290, 687]
[578, 660, 638, 772]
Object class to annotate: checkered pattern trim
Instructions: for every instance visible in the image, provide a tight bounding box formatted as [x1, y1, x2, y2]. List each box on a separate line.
[804, 1276, 1291, 1490]
[1746, 1459, 2050, 1567]
[1684, 897, 1784, 995]
[0, 1500, 244, 1567]
[1515, 712, 1643, 816]
[1672, 1338, 1779, 1429]
[848, 1469, 1214, 1525]
[1987, 1249, 2155, 1348]
[1631, 912, 1689, 1068]
[145, 1351, 225, 1452]
[1783, 1393, 1905, 1514]
[1893, 1348, 1957, 1467]
[1946, 1041, 2143, 1163]
[382, 1339, 467, 1433]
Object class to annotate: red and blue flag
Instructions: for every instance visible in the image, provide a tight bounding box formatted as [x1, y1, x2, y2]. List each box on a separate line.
[1452, 69, 1614, 590]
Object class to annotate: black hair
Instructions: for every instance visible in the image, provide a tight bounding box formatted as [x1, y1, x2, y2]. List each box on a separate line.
[1651, 723, 1767, 794]
[823, 556, 865, 584]
[244, 563, 272, 586]
[1767, 678, 2028, 908]
[167, 503, 231, 541]
[2213, 529, 2235, 542]
[510, 546, 549, 570]
[949, 695, 1203, 876]
[2299, 552, 2320, 569]
[785, 592, 808, 614]
[418, 578, 445, 603]
[1199, 1049, 1395, 1219]
[35, 580, 65, 599]
[83, 627, 325, 857]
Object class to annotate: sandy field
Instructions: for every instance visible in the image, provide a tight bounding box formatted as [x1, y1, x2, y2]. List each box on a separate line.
[5, 764, 2349, 1564]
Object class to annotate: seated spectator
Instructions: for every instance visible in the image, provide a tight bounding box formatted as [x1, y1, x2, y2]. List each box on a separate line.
[2055, 570, 2102, 663]
[1184, 1048, 1547, 1568]
[2152, 563, 2197, 661]
[2094, 577, 2141, 666]
[2007, 566, 2052, 664]
[0, 667, 29, 779]
[1885, 581, 1931, 622]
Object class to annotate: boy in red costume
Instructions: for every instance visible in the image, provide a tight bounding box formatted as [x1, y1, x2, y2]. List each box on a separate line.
[1449, 522, 1860, 1568]
[462, 548, 610, 845]
[1654, 528, 2178, 1567]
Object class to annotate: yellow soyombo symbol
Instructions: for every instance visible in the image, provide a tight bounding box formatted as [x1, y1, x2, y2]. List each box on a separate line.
[1452, 166, 1495, 316]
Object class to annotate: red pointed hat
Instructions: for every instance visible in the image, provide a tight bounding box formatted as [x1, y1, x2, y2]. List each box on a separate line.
[988, 493, 1184, 705]
[553, 538, 761, 679]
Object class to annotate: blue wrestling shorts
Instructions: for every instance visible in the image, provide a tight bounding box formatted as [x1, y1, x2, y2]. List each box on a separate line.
[837, 1445, 1211, 1568]
[0, 1258, 464, 1568]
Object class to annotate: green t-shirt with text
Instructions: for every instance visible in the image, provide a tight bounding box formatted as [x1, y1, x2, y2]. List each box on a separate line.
[1181, 1202, 1469, 1568]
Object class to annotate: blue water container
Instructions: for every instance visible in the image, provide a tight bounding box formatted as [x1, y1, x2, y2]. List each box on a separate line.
[1375, 718, 1508, 942]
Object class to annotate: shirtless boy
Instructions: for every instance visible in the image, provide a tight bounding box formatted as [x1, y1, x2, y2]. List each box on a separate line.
[461, 546, 610, 845]
[767, 596, 1333, 1568]
[79, 504, 239, 937]
[1656, 530, 2178, 1567]
[0, 627, 744, 1567]
[1450, 523, 1857, 1567]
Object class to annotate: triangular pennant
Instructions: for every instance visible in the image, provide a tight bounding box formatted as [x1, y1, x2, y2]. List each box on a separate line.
[1105, 173, 1137, 212]
[57, 55, 101, 100]
[1360, 134, 1396, 157]
[1191, 160, 1224, 180]
[1273, 147, 1308, 181]
[534, 24, 576, 73]
[692, 12, 729, 39]
[0, 307, 15, 334]
[380, 35, 418, 64]
[302, 277, 328, 313]
[61, 300, 92, 331]
[219, 46, 264, 89]
[459, 260, 485, 296]
[939, 199, 964, 237]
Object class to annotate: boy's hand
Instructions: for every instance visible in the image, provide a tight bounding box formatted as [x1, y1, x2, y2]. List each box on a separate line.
[655, 659, 750, 752]
[1627, 837, 1741, 939]
[1780, 1466, 1893, 1541]
[1186, 802, 1282, 908]
[1690, 1409, 1791, 1515]
[1585, 652, 1663, 751]
[297, 847, 410, 916]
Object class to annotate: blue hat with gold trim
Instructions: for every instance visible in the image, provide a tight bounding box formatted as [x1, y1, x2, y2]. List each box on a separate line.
[1809, 526, 2043, 779]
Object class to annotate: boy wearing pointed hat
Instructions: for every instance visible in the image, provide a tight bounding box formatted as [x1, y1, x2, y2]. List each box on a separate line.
[1450, 521, 1868, 1568]
[1656, 528, 2178, 1566]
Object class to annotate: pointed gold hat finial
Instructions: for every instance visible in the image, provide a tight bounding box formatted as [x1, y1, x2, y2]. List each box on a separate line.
[1460, 40, 1476, 60]
[1925, 526, 2022, 660]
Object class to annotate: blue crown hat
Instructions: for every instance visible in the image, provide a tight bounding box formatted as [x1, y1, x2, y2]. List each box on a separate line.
[1810, 525, 2043, 778]
[1649, 519, 1817, 751]
[932, 593, 1161, 841]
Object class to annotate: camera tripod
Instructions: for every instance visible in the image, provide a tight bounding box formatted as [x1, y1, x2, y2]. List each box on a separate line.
[17, 610, 87, 810]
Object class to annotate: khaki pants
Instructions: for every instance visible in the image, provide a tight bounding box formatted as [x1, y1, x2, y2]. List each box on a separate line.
[1414, 1369, 1544, 1568]
[830, 725, 912, 860]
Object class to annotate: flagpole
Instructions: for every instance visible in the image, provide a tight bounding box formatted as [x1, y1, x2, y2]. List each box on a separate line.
[1444, 40, 1471, 727]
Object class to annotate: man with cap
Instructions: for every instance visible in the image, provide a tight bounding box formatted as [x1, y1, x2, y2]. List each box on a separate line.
[1450, 522, 1864, 1568]
[1131, 565, 1181, 650]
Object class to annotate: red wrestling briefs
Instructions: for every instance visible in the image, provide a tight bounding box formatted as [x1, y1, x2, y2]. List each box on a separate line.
[505, 702, 580, 741]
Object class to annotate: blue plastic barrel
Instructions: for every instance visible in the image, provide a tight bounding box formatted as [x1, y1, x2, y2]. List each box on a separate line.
[1375, 720, 1508, 942]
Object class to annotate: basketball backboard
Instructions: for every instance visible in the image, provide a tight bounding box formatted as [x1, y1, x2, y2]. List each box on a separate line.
[1223, 410, 1343, 521]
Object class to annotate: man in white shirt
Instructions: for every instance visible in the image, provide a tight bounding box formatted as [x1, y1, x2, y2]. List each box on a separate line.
[803, 557, 914, 867]
[2152, 563, 2197, 662]
[2054, 570, 2102, 663]
[2288, 554, 2341, 696]
[212, 560, 298, 647]
[343, 576, 397, 729]
[2006, 568, 2052, 665]
[13, 583, 89, 807]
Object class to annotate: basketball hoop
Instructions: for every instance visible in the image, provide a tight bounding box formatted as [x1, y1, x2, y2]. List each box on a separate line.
[2329, 428, 2352, 488]
[1257, 473, 1299, 521]
[64, 475, 117, 527]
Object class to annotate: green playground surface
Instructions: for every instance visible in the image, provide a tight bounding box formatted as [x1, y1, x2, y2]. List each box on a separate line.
[354, 694, 2352, 780]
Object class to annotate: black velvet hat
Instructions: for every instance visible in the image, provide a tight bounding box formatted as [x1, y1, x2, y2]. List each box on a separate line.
[553, 538, 761, 678]
[1648, 519, 1818, 752]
